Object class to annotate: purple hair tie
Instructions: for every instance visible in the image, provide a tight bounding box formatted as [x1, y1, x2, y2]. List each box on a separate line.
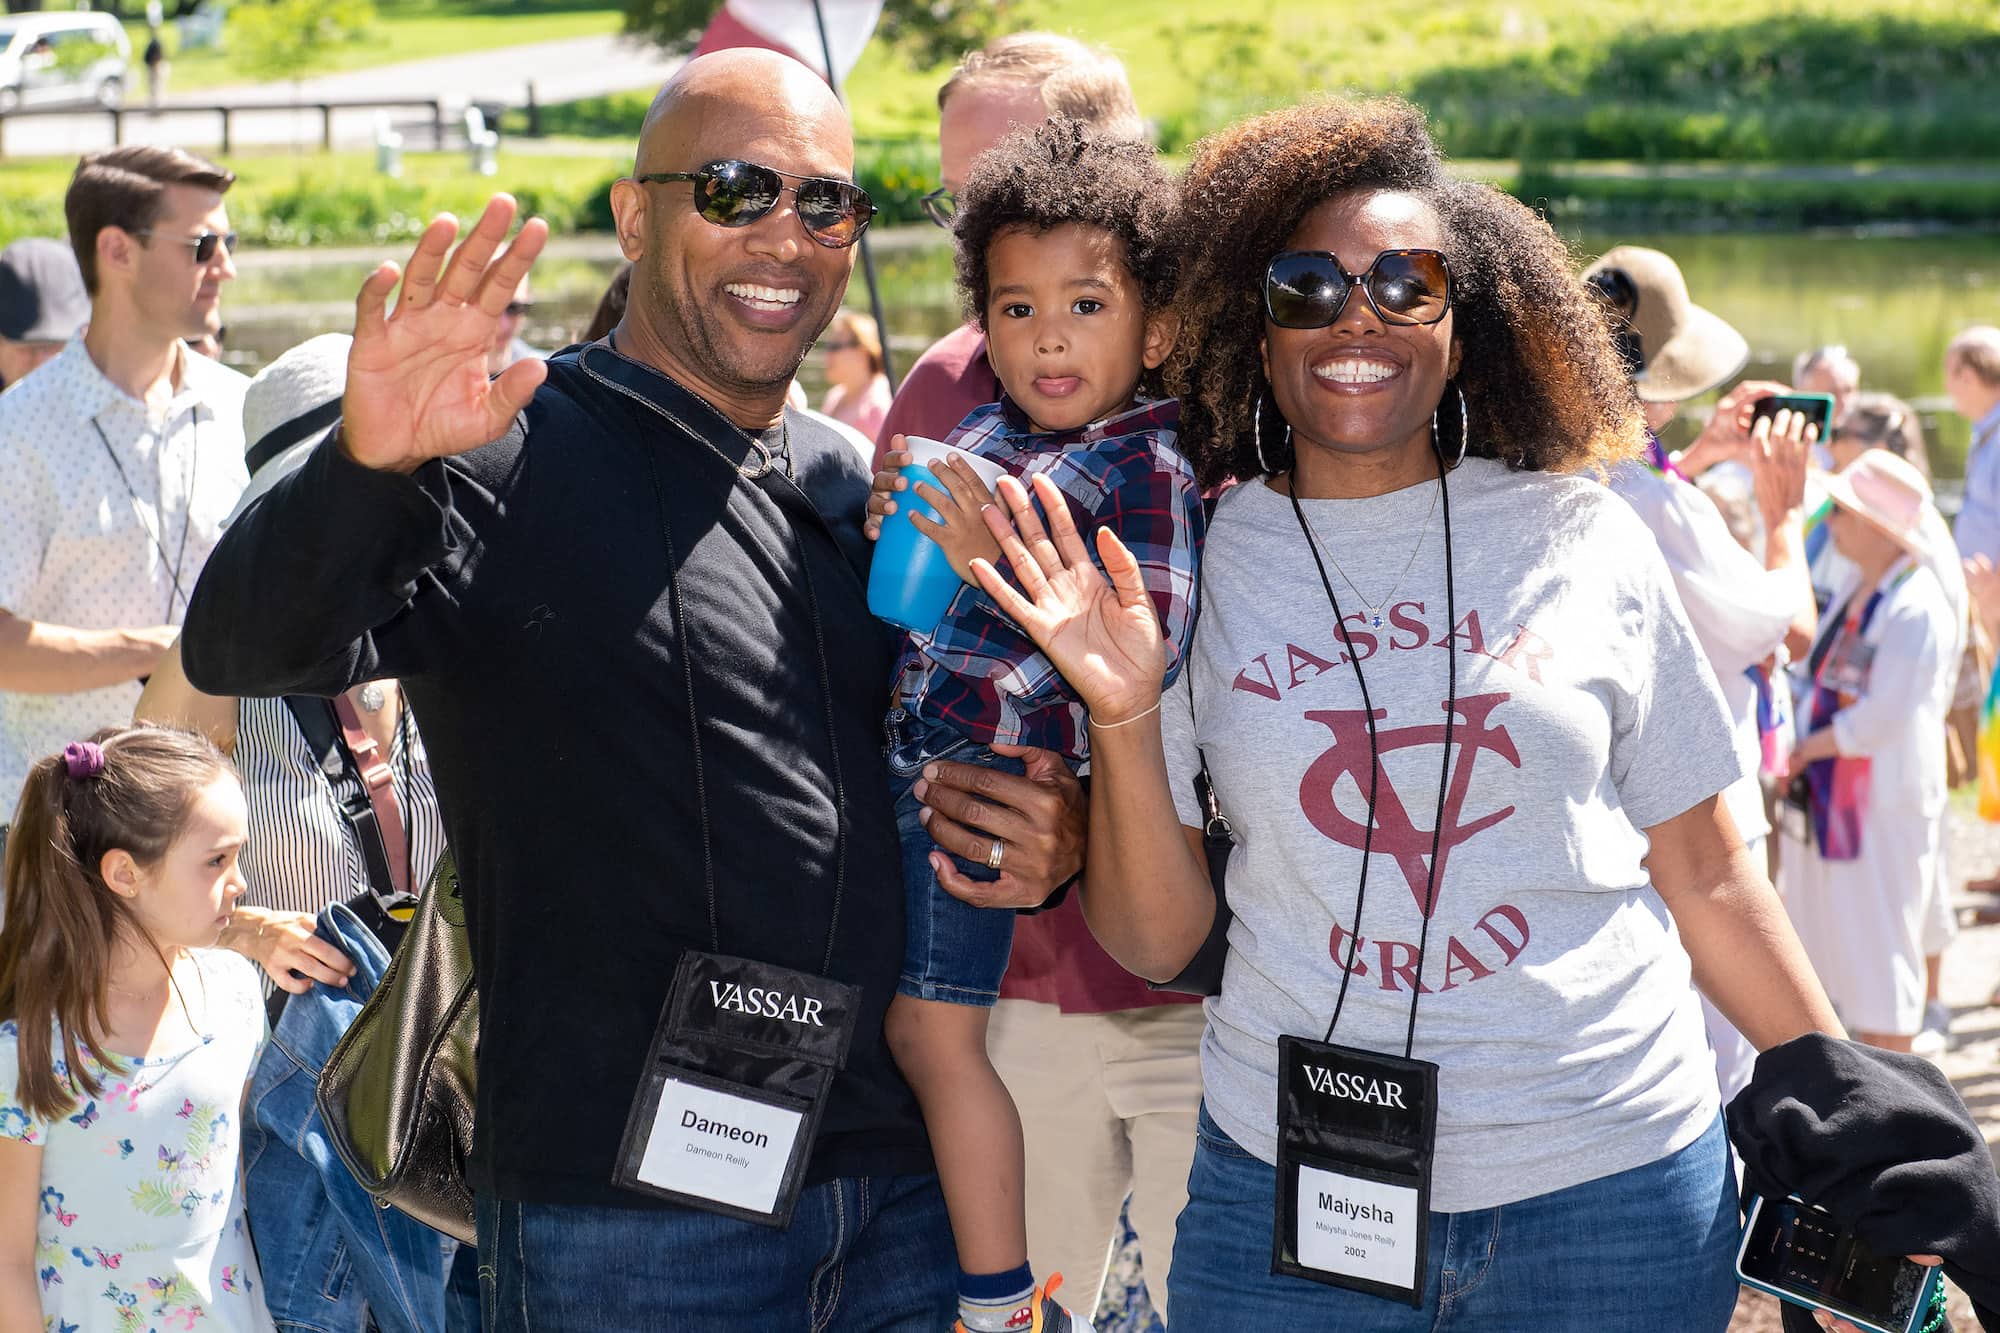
[62, 741, 105, 781]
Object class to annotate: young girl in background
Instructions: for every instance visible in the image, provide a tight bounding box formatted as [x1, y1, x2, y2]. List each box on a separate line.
[0, 726, 274, 1332]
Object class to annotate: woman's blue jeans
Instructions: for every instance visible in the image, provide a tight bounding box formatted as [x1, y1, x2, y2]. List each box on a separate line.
[1167, 1103, 1742, 1331]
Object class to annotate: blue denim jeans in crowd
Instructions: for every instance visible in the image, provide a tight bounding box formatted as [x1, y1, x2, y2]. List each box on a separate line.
[474, 1173, 957, 1331]
[885, 708, 1028, 1006]
[242, 903, 456, 1333]
[1167, 1103, 1741, 1332]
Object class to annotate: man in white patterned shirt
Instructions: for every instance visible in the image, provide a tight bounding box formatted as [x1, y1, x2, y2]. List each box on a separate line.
[0, 146, 248, 808]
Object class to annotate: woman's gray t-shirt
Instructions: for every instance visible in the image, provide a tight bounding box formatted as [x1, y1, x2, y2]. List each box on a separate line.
[1162, 460, 1744, 1211]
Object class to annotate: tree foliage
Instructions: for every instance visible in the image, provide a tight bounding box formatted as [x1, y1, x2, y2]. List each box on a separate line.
[230, 0, 377, 84]
[621, 0, 1011, 74]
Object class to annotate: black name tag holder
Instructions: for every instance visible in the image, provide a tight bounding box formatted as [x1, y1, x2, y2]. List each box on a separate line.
[1274, 1036, 1438, 1304]
[613, 950, 859, 1229]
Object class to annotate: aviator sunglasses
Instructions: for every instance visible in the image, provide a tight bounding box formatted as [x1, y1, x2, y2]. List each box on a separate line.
[137, 229, 239, 264]
[1263, 248, 1453, 329]
[633, 158, 876, 249]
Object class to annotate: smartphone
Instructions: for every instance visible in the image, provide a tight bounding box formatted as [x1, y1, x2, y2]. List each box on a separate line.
[1736, 1195, 1942, 1333]
[1751, 392, 1836, 442]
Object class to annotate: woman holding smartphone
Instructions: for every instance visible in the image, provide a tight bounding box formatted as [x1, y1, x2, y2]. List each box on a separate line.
[960, 97, 1853, 1331]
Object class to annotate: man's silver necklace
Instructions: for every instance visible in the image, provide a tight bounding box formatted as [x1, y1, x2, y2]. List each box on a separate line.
[1291, 478, 1440, 630]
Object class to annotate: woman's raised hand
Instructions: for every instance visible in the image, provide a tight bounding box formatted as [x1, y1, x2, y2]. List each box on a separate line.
[972, 472, 1168, 726]
[341, 194, 549, 474]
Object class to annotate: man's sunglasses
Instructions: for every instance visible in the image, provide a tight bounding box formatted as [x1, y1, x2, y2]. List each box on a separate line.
[137, 229, 239, 264]
[1263, 248, 1453, 330]
[634, 159, 875, 249]
[503, 301, 534, 319]
[920, 187, 955, 229]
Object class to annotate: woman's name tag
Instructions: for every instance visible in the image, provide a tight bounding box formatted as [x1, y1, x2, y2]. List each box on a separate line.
[1273, 1035, 1438, 1306]
[614, 951, 859, 1228]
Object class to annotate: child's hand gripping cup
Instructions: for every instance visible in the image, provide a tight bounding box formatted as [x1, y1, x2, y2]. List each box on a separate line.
[866, 435, 1010, 634]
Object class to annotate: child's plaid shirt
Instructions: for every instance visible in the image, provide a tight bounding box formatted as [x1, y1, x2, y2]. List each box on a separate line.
[893, 394, 1204, 763]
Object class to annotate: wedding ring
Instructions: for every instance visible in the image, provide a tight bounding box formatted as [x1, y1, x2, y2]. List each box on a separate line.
[985, 840, 1005, 871]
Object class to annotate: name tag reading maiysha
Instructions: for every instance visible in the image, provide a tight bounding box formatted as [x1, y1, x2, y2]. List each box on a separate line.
[614, 951, 860, 1228]
[1273, 1035, 1439, 1306]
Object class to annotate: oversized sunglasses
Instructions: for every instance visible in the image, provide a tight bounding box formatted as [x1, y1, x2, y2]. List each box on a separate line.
[138, 229, 239, 264]
[634, 159, 876, 249]
[1263, 248, 1453, 330]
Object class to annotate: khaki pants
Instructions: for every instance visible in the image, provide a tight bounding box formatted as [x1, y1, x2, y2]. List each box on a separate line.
[986, 998, 1205, 1320]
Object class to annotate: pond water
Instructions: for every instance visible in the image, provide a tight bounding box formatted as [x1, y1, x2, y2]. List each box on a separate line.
[219, 225, 2000, 477]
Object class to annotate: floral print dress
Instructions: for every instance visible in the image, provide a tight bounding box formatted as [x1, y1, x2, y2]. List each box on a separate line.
[0, 949, 275, 1333]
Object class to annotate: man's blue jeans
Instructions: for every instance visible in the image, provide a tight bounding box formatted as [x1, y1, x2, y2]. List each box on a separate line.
[474, 1174, 956, 1331]
[1167, 1104, 1741, 1332]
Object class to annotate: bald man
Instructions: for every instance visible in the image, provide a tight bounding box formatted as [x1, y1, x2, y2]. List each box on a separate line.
[182, 51, 1085, 1330]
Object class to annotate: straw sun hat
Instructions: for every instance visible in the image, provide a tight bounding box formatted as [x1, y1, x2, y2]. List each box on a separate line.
[1581, 245, 1749, 404]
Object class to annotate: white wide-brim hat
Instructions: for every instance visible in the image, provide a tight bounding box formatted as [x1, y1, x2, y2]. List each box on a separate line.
[226, 332, 352, 525]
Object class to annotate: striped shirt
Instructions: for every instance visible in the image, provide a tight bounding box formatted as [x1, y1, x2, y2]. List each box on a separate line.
[233, 693, 448, 917]
[895, 396, 1204, 762]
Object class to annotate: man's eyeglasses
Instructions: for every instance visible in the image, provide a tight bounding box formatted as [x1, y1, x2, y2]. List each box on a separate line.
[1263, 248, 1453, 330]
[822, 338, 860, 353]
[920, 187, 955, 229]
[633, 159, 875, 249]
[137, 230, 238, 264]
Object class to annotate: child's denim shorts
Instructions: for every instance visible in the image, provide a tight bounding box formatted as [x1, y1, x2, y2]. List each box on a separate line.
[885, 709, 1026, 1007]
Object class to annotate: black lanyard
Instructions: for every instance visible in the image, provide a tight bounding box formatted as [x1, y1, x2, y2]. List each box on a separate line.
[91, 410, 199, 620]
[581, 344, 846, 967]
[1286, 455, 1458, 1056]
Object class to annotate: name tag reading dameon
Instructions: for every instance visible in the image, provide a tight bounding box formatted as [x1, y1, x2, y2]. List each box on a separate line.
[614, 951, 861, 1228]
[635, 1077, 805, 1215]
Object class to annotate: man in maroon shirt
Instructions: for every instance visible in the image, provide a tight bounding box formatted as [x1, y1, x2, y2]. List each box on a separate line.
[876, 33, 1202, 1322]
[870, 32, 1142, 473]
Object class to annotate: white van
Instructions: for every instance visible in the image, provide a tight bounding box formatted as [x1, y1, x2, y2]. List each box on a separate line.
[0, 12, 131, 113]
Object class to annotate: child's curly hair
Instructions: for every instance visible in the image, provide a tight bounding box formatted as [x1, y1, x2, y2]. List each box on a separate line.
[952, 117, 1179, 331]
[1164, 97, 1646, 488]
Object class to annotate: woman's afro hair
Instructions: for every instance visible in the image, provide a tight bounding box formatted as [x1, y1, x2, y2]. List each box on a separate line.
[1162, 96, 1647, 488]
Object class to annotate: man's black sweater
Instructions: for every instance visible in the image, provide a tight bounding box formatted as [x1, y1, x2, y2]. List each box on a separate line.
[183, 345, 930, 1206]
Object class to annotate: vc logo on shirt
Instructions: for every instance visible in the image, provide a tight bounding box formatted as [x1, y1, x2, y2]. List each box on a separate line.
[1298, 691, 1521, 912]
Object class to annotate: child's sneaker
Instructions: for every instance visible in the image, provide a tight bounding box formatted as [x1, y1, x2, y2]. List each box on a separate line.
[954, 1273, 1087, 1333]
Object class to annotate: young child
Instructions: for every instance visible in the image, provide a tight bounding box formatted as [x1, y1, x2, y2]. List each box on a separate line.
[0, 726, 274, 1332]
[864, 120, 1203, 1333]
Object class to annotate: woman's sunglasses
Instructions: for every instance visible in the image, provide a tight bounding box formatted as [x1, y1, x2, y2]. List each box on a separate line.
[1263, 248, 1453, 330]
[634, 159, 876, 249]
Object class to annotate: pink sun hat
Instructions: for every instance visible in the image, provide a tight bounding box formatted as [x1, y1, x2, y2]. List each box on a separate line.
[1820, 449, 1935, 553]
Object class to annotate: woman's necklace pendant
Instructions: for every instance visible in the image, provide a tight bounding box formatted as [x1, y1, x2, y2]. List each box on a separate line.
[1368, 607, 1385, 629]
[358, 683, 387, 713]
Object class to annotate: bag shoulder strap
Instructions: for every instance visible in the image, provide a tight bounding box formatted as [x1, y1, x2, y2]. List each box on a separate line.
[281, 694, 412, 913]
[332, 693, 413, 902]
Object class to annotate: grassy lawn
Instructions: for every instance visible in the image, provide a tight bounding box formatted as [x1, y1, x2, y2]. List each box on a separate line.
[842, 0, 2000, 160]
[0, 147, 624, 249]
[126, 0, 622, 95]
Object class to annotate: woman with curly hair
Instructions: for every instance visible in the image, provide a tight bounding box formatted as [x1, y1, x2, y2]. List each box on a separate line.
[960, 97, 1851, 1329]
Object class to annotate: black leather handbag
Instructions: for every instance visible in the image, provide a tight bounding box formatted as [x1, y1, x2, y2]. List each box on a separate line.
[316, 848, 480, 1243]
